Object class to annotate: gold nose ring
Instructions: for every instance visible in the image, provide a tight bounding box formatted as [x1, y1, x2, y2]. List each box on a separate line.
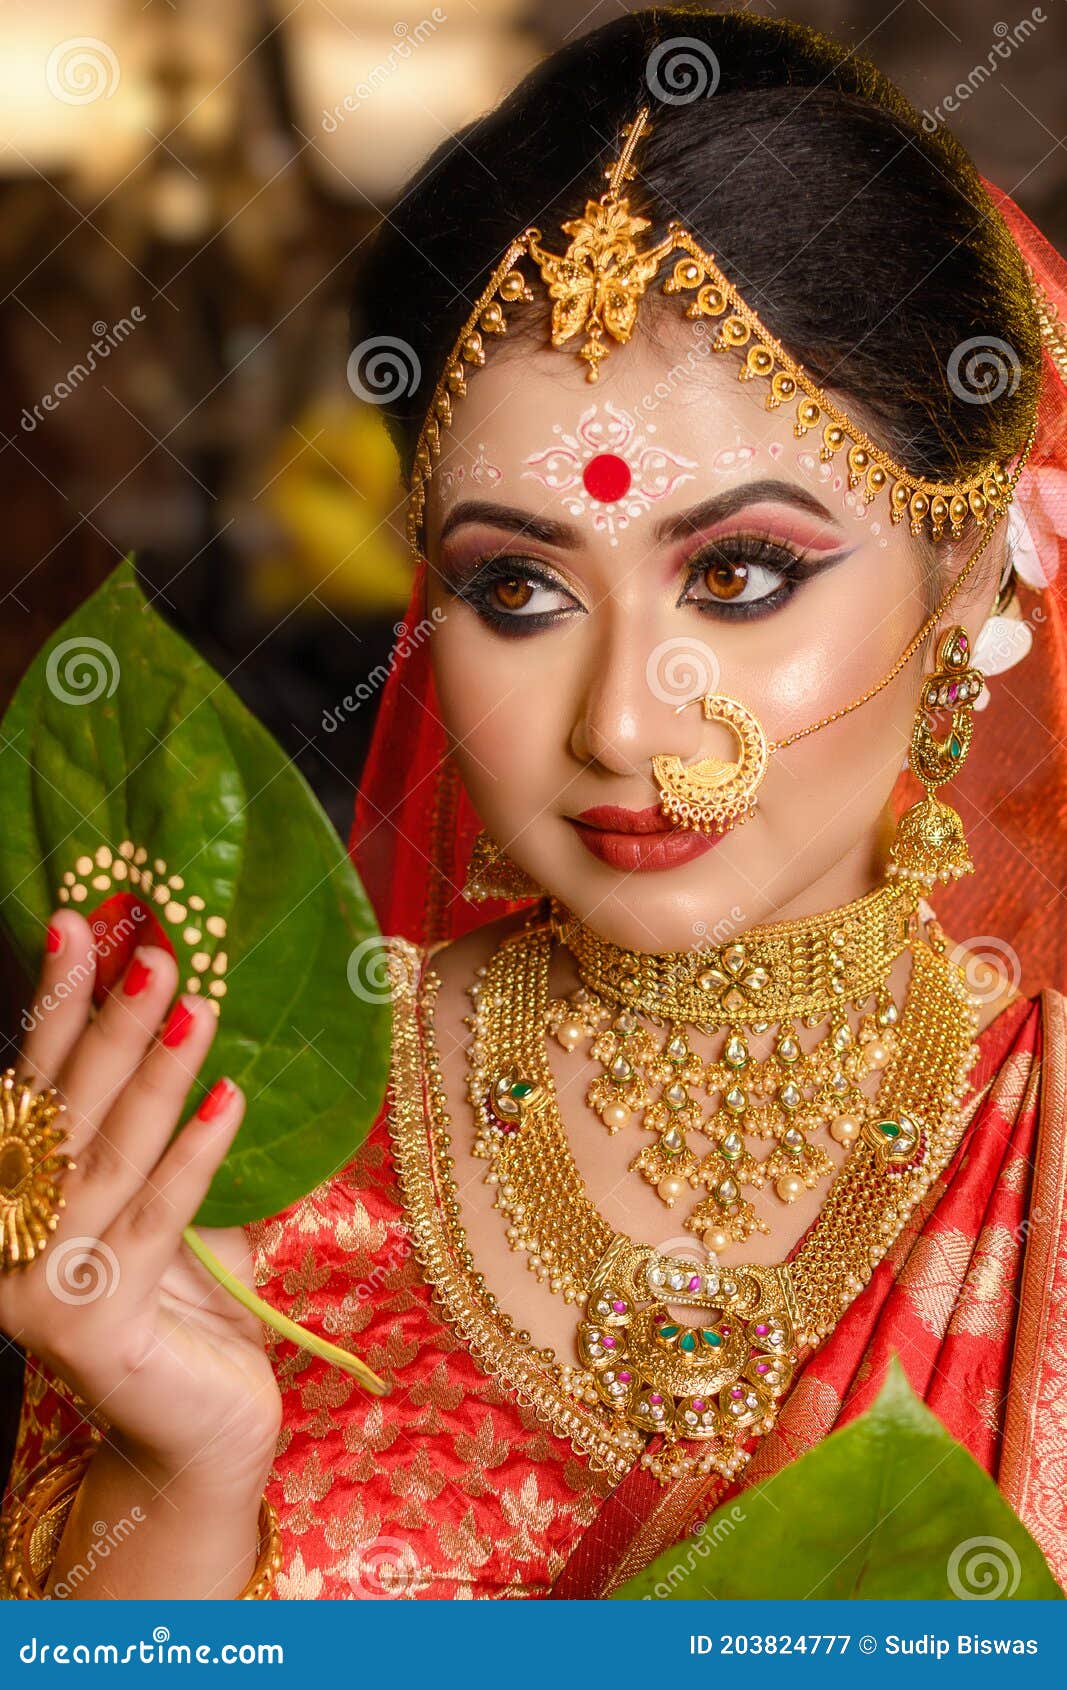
[651, 694, 769, 835]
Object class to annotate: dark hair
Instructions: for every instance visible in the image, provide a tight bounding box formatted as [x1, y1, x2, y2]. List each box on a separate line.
[349, 6, 1041, 492]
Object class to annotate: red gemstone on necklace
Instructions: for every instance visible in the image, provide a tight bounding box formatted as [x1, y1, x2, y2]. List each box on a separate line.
[583, 452, 631, 502]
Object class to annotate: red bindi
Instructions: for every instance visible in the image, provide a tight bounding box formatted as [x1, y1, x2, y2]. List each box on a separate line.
[582, 452, 631, 503]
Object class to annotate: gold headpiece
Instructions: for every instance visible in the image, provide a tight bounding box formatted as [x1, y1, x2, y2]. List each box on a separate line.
[405, 105, 1022, 559]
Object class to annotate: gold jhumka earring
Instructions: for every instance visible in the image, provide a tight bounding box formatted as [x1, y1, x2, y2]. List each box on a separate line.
[395, 101, 1042, 1487]
[462, 829, 543, 903]
[887, 625, 985, 887]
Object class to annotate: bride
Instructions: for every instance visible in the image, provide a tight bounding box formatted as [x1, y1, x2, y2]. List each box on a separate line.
[3, 7, 1066, 1600]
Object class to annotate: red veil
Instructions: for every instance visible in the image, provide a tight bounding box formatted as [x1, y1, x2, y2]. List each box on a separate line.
[349, 182, 1067, 1000]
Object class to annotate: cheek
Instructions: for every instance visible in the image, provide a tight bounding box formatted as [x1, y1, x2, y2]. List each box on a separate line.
[751, 566, 921, 834]
[755, 559, 921, 739]
[431, 617, 569, 812]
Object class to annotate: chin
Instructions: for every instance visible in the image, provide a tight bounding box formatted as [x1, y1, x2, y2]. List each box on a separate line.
[534, 832, 754, 954]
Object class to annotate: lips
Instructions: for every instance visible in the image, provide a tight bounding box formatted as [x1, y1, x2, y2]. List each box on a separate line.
[574, 803, 678, 834]
[568, 803, 726, 872]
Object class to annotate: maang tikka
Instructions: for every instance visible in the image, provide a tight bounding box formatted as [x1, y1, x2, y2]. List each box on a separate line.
[404, 103, 1022, 566]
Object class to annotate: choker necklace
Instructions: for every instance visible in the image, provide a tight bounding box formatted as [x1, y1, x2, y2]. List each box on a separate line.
[464, 888, 979, 1484]
[543, 884, 916, 1247]
[548, 884, 916, 1024]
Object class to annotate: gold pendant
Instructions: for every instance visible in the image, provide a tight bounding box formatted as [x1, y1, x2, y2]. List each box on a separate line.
[578, 1236, 795, 1481]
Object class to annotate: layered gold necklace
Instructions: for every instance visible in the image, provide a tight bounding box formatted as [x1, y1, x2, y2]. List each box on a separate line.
[461, 883, 980, 1483]
[543, 888, 914, 1248]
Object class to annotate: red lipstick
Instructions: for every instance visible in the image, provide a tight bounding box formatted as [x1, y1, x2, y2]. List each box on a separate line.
[568, 803, 726, 872]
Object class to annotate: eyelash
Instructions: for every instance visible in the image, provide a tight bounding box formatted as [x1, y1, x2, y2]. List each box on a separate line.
[679, 534, 814, 621]
[444, 534, 826, 637]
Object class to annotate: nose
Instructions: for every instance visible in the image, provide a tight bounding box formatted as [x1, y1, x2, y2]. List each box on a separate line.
[570, 616, 723, 778]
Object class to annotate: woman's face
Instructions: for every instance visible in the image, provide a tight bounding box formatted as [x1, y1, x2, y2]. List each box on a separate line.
[423, 314, 1000, 951]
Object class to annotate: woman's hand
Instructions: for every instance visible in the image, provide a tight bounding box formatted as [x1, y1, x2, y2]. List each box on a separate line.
[0, 909, 282, 1497]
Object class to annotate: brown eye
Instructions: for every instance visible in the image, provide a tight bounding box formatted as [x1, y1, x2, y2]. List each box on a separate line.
[703, 557, 749, 600]
[490, 576, 535, 611]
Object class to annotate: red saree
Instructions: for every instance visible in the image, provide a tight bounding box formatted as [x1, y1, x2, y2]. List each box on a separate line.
[5, 960, 1065, 1598]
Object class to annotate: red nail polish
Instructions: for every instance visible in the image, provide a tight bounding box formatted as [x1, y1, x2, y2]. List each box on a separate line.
[197, 1078, 235, 1121]
[161, 1000, 195, 1047]
[123, 956, 153, 997]
[46, 924, 63, 955]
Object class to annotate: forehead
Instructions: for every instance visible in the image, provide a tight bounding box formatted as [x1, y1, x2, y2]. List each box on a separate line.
[423, 315, 889, 546]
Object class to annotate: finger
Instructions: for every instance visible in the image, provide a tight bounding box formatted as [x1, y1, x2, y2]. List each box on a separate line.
[16, 911, 98, 1091]
[53, 944, 181, 1154]
[55, 993, 219, 1239]
[107, 1078, 246, 1289]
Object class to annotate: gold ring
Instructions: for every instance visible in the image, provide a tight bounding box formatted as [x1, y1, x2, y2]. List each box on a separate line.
[0, 1068, 74, 1272]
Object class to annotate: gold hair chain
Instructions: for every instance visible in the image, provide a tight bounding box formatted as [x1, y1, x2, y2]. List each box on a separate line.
[405, 105, 1036, 560]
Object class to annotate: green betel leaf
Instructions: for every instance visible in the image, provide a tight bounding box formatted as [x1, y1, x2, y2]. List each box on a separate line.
[613, 1359, 1063, 1600]
[0, 555, 392, 1229]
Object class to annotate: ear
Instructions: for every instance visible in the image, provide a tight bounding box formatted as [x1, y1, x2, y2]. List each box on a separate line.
[944, 518, 1012, 663]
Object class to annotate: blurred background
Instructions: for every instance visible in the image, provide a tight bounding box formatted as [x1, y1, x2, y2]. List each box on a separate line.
[0, 0, 1064, 1463]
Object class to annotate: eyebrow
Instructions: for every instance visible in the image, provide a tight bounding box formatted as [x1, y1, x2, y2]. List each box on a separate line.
[436, 480, 840, 550]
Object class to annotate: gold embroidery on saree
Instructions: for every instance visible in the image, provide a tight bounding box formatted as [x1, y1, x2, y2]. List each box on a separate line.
[949, 1224, 1020, 1339]
[999, 991, 1067, 1583]
[895, 1227, 975, 1335]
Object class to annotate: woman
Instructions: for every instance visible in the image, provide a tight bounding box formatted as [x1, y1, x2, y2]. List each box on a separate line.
[3, 8, 1067, 1600]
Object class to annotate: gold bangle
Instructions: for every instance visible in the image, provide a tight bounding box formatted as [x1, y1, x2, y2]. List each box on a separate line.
[2, 1453, 283, 1600]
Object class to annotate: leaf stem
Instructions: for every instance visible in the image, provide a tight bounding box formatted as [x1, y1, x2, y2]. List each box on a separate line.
[182, 1226, 390, 1396]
